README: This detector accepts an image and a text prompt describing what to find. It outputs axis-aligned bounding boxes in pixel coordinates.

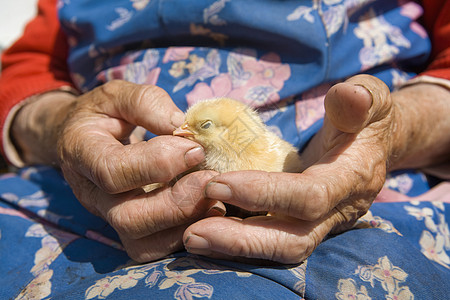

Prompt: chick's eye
[200,120,212,129]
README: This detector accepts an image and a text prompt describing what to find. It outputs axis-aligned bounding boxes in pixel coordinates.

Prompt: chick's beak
[173,122,195,138]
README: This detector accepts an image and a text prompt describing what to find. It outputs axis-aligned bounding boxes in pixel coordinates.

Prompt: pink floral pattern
[295,83,330,130]
[185,51,291,108]
[398,0,428,38]
[163,47,195,64]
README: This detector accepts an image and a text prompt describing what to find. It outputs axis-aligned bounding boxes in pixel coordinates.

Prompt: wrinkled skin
[12,75,450,263]
[182,75,450,263]
[180,75,392,263]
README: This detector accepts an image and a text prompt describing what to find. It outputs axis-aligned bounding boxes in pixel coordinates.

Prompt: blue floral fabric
[1,0,450,299]
[1,167,449,299]
[59,0,430,150]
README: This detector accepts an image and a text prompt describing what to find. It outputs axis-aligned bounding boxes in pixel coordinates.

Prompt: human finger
[58,81,204,193]
[324,74,391,133]
[119,224,188,262]
[63,169,220,239]
[63,134,205,194]
[184,210,344,264]
[120,199,230,263]
[205,159,383,222]
[93,80,186,135]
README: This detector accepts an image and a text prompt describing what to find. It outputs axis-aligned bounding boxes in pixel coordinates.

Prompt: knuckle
[121,241,152,263]
[134,84,169,114]
[149,147,178,181]
[145,137,188,182]
[122,241,160,263]
[228,237,250,257]
[249,172,282,212]
[93,147,144,194]
[301,182,330,220]
[106,202,153,240]
[106,205,132,237]
[100,79,128,95]
[123,246,147,263]
[90,153,121,194]
[140,84,168,102]
[274,233,320,264]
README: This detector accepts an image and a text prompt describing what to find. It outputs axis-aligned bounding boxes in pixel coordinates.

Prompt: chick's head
[173,98,262,155]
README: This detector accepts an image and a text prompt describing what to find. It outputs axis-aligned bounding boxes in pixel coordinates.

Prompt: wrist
[388,83,450,171]
[11,91,77,166]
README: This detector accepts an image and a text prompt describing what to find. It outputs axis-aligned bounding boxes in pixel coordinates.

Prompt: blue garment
[2,1,449,299]
[1,166,449,299]
[59,0,430,150]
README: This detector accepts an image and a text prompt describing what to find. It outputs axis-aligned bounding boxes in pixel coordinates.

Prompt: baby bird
[173,98,302,217]
[174,98,302,174]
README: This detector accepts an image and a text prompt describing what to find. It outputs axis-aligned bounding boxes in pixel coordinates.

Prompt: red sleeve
[0,0,74,156]
[420,0,450,80]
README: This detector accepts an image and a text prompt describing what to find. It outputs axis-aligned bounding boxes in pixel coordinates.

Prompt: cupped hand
[183,74,395,264]
[56,80,223,262]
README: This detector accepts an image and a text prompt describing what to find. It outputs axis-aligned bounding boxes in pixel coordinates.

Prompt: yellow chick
[173,97,302,175]
[173,98,302,217]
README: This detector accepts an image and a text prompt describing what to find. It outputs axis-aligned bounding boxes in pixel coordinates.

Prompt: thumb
[96,80,186,135]
[325,74,392,133]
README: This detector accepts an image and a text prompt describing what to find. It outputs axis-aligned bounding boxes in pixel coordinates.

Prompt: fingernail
[171,111,186,127]
[184,147,205,167]
[353,84,373,108]
[185,234,212,255]
[206,205,226,217]
[205,182,232,200]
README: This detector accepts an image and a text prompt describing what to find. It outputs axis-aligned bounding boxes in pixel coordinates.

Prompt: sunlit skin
[11,77,450,263]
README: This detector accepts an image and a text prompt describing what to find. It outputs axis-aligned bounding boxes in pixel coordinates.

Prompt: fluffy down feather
[173,98,303,217]
[173,98,302,174]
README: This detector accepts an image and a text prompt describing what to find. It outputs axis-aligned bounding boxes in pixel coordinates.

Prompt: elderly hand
[12,80,225,262]
[183,74,450,264]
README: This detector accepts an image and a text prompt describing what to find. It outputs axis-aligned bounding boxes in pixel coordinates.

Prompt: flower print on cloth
[26,224,78,275]
[320,0,350,37]
[159,269,214,300]
[86,268,148,299]
[370,257,409,294]
[186,50,291,108]
[337,256,414,299]
[17,223,79,300]
[172,50,221,93]
[391,69,411,89]
[289,261,307,296]
[405,203,450,269]
[97,49,161,86]
[419,231,450,269]
[287,2,317,24]
[203,0,230,26]
[335,278,371,300]
[399,0,428,38]
[354,210,402,236]
[106,7,133,31]
[295,83,330,131]
[404,205,435,230]
[131,0,151,11]
[1,188,73,225]
[384,172,414,195]
[16,270,54,300]
[187,0,231,45]
[287,0,377,38]
[163,47,195,64]
[84,256,253,299]
[354,8,411,71]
